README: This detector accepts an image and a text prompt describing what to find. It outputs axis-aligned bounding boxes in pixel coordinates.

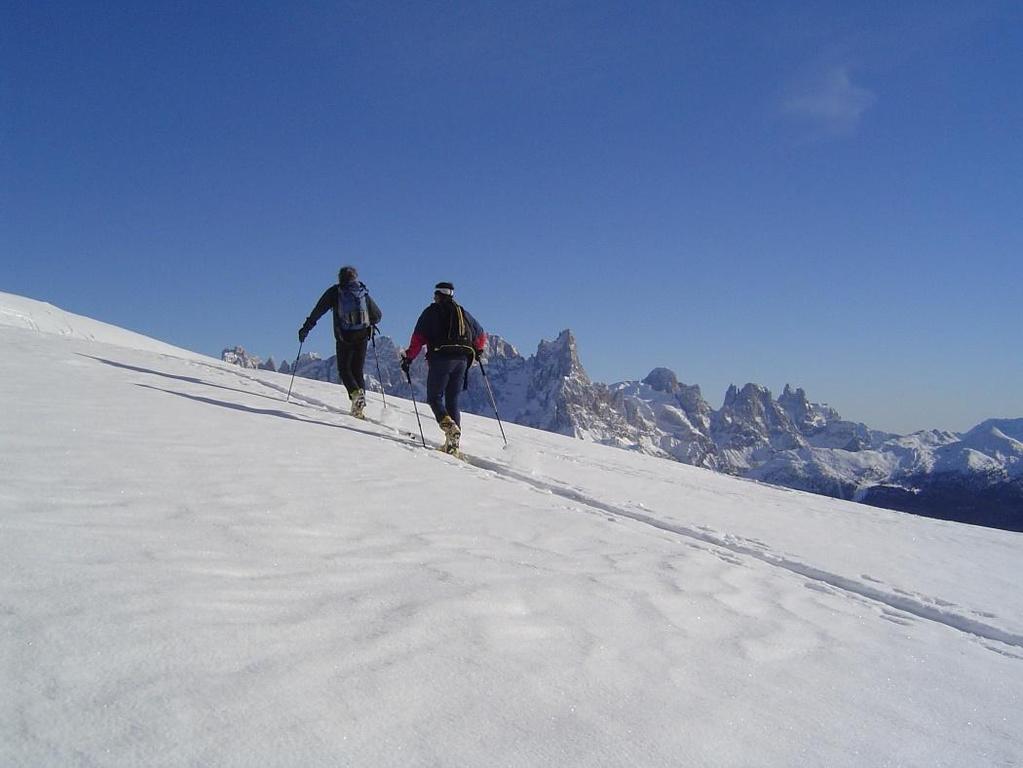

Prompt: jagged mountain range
[224,332,1023,532]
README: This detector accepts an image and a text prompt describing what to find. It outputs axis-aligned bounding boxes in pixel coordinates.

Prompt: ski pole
[371,326,387,408]
[478,359,508,446]
[286,341,303,403]
[405,368,427,447]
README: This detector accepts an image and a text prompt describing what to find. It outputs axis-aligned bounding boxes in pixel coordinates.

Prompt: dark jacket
[405,299,486,362]
[302,282,383,344]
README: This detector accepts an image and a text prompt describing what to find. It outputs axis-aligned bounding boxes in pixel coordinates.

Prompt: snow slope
[2,292,1022,767]
[276,327,1023,530]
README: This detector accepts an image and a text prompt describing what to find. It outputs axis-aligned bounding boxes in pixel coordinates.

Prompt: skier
[400,282,487,455]
[299,265,383,419]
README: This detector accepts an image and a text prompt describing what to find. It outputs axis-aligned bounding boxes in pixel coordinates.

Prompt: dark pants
[336,333,369,395]
[427,356,468,426]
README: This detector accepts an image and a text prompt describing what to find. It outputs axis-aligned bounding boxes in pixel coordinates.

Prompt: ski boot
[350,389,367,420]
[438,415,461,456]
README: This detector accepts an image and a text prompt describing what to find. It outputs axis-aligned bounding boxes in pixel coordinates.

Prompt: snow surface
[2,291,1022,767]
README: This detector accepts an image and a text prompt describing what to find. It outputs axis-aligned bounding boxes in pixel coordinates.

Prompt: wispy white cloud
[782,65,876,137]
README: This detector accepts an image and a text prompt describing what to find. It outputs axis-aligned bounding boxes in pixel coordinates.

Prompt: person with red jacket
[400,282,486,454]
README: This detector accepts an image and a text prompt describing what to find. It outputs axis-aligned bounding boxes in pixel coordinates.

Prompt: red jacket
[404,300,486,362]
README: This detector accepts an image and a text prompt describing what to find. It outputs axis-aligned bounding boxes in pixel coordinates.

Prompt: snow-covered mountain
[5,291,1023,767]
[220,345,277,371]
[244,329,1022,531]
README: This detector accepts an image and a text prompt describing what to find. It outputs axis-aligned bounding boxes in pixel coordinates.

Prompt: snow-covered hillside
[261,329,1023,531]
[3,291,1022,767]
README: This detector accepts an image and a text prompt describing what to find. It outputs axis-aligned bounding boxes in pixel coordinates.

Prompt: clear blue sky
[3,1,1021,434]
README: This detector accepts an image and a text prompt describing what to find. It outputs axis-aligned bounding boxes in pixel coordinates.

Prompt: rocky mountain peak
[222,346,263,369]
[639,367,712,432]
[535,329,581,373]
[484,334,520,360]
[531,330,589,392]
[714,383,804,464]
[723,383,739,407]
[779,383,811,426]
[723,383,775,418]
[779,383,807,406]
[966,418,1023,445]
[643,367,679,393]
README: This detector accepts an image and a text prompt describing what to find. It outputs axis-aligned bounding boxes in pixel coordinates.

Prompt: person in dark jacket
[400,282,487,454]
[299,265,382,419]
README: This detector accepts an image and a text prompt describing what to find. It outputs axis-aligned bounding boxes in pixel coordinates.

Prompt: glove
[474,348,485,363]
[400,350,412,375]
[298,326,310,343]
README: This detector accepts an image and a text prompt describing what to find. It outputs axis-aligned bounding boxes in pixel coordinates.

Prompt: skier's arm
[367,294,383,326]
[300,286,335,338]
[464,309,487,353]
[403,308,433,361]
[473,329,488,354]
[404,332,428,361]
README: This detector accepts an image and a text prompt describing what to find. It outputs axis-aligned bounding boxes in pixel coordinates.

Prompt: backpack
[431,301,475,358]
[337,282,371,332]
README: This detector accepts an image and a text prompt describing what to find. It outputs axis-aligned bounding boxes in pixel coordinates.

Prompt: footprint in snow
[982,644,1023,660]
[716,553,744,566]
[803,581,834,595]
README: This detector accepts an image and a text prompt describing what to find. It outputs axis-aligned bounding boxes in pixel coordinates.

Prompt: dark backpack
[337,283,371,332]
[431,301,475,358]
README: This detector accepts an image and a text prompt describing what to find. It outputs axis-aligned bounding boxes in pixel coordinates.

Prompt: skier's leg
[337,340,365,417]
[351,340,368,393]
[437,359,464,453]
[427,359,461,452]
[336,341,358,394]
[444,359,468,427]
[426,360,449,422]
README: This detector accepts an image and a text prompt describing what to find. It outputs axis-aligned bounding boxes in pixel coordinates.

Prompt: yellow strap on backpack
[431,303,475,357]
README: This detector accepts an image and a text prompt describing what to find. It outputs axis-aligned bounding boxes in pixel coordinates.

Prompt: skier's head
[338,266,358,285]
[434,281,454,302]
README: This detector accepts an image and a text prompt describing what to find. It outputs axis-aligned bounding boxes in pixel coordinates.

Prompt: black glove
[298,326,310,343]
[400,351,412,375]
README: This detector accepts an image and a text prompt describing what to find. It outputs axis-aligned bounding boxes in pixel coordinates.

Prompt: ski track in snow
[457,457,1023,652]
[113,355,1023,654]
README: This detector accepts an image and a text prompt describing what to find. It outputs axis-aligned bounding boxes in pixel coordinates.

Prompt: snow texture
[259,324,1022,529]
[2,291,1022,767]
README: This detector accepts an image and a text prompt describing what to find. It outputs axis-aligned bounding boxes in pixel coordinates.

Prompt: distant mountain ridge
[228,331,1023,531]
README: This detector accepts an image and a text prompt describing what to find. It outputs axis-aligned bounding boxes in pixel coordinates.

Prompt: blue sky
[3,1,1021,433]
